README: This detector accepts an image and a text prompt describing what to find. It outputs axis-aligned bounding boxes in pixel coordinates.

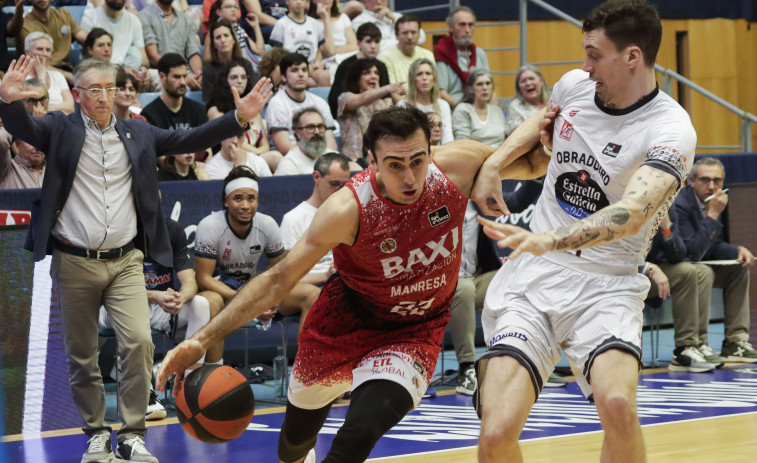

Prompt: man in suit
[674,157,757,363]
[0,56,271,463]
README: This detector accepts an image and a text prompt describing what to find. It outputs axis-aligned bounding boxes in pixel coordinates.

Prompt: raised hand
[233,77,273,123]
[470,166,509,217]
[539,103,560,152]
[0,56,44,103]
[245,12,259,28]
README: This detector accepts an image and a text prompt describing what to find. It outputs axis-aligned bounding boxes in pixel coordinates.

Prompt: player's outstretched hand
[233,77,273,123]
[0,56,43,104]
[470,165,509,217]
[156,338,205,396]
[478,216,553,259]
[539,103,560,152]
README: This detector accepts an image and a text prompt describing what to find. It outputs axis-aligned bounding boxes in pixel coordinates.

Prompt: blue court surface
[2,365,756,462]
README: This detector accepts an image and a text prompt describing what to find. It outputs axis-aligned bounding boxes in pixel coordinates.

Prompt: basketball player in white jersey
[470,1,696,462]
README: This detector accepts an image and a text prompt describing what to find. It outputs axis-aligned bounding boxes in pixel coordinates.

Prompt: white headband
[225,178,259,196]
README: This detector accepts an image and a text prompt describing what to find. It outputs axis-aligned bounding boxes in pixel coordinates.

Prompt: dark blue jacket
[0,101,245,267]
[673,184,738,261]
[645,205,687,264]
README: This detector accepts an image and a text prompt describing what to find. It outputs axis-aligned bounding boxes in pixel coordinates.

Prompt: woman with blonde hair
[399,58,453,144]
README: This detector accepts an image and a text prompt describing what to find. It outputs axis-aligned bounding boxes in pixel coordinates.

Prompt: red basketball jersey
[333,161,467,321]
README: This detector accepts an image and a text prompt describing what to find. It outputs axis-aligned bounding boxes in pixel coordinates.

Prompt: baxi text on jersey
[380,227,460,279]
[555,151,610,185]
[391,274,447,297]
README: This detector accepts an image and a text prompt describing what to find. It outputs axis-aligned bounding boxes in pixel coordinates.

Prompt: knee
[478,422,520,460]
[594,391,638,431]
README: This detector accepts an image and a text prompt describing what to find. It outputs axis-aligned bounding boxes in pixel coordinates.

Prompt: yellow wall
[421,18,757,154]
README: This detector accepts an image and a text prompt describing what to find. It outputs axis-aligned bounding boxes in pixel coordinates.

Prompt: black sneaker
[81,433,113,463]
[116,437,158,463]
[146,389,166,421]
[455,365,477,396]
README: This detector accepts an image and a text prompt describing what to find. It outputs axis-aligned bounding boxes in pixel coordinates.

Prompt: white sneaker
[116,436,158,463]
[146,389,166,421]
[81,433,113,463]
[303,448,316,463]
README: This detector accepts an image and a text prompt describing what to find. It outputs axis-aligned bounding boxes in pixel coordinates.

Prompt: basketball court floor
[2,327,757,462]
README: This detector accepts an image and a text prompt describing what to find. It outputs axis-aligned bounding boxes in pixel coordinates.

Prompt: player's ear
[626,45,642,69]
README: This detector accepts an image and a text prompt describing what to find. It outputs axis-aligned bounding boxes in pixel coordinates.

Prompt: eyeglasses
[24,96,49,104]
[327,180,346,190]
[297,124,327,134]
[77,87,119,98]
[696,176,724,186]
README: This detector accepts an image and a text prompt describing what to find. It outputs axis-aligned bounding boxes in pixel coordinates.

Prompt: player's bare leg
[478,356,536,462]
[590,349,646,463]
[278,282,320,334]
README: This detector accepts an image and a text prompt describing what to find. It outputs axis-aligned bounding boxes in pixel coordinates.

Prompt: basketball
[175,365,255,444]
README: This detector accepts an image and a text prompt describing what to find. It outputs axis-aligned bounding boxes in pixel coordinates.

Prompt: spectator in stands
[315,0,357,59]
[203,19,243,101]
[328,22,388,119]
[275,107,339,175]
[22,78,49,117]
[351,0,425,53]
[205,133,272,178]
[503,64,549,137]
[81,0,150,84]
[642,207,723,373]
[434,6,491,108]
[18,0,87,85]
[279,152,351,331]
[337,58,403,161]
[675,157,757,362]
[138,0,203,91]
[99,216,222,420]
[427,112,442,146]
[113,67,147,120]
[266,52,337,155]
[398,58,453,144]
[451,69,505,148]
[258,46,288,90]
[23,32,75,114]
[377,15,433,85]
[0,0,25,72]
[269,0,334,86]
[159,152,210,180]
[142,53,208,131]
[83,28,113,61]
[206,59,282,172]
[193,167,282,313]
[203,0,264,67]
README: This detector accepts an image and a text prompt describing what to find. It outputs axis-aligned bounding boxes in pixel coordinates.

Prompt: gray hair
[314,152,350,175]
[24,31,54,52]
[461,69,493,104]
[73,59,119,87]
[689,157,725,180]
[514,64,549,105]
[445,6,476,27]
[24,78,48,92]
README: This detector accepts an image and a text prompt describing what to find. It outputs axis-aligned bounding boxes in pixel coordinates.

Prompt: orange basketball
[175,365,255,444]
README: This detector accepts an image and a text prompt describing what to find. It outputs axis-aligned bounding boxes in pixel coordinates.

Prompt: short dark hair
[291,107,324,138]
[356,23,381,42]
[115,65,140,89]
[314,152,350,176]
[222,166,260,206]
[279,52,308,77]
[83,28,112,58]
[394,14,421,35]
[343,58,384,94]
[157,53,188,76]
[364,106,430,160]
[583,0,662,67]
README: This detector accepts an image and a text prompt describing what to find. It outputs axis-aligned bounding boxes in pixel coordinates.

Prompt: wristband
[661,228,672,236]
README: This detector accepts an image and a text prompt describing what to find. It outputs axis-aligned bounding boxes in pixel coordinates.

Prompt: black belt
[54,238,134,260]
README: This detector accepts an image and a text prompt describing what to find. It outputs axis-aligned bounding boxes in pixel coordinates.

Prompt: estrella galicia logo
[602,142,622,158]
[554,170,610,219]
[427,205,450,227]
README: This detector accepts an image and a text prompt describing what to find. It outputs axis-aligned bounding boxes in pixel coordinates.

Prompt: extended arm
[156,188,359,390]
[479,165,681,259]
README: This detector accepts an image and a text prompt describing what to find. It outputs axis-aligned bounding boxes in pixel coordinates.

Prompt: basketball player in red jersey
[157,105,548,463]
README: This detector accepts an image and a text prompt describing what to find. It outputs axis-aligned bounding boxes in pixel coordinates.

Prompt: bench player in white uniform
[471,1,697,462]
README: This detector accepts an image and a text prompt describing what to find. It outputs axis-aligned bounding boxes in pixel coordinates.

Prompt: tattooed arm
[477,165,680,259]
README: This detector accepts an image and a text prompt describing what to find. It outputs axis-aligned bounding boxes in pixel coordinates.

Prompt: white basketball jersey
[532,70,696,275]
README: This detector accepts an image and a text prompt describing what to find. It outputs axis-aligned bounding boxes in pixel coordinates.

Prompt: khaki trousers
[51,248,153,440]
[449,271,497,364]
